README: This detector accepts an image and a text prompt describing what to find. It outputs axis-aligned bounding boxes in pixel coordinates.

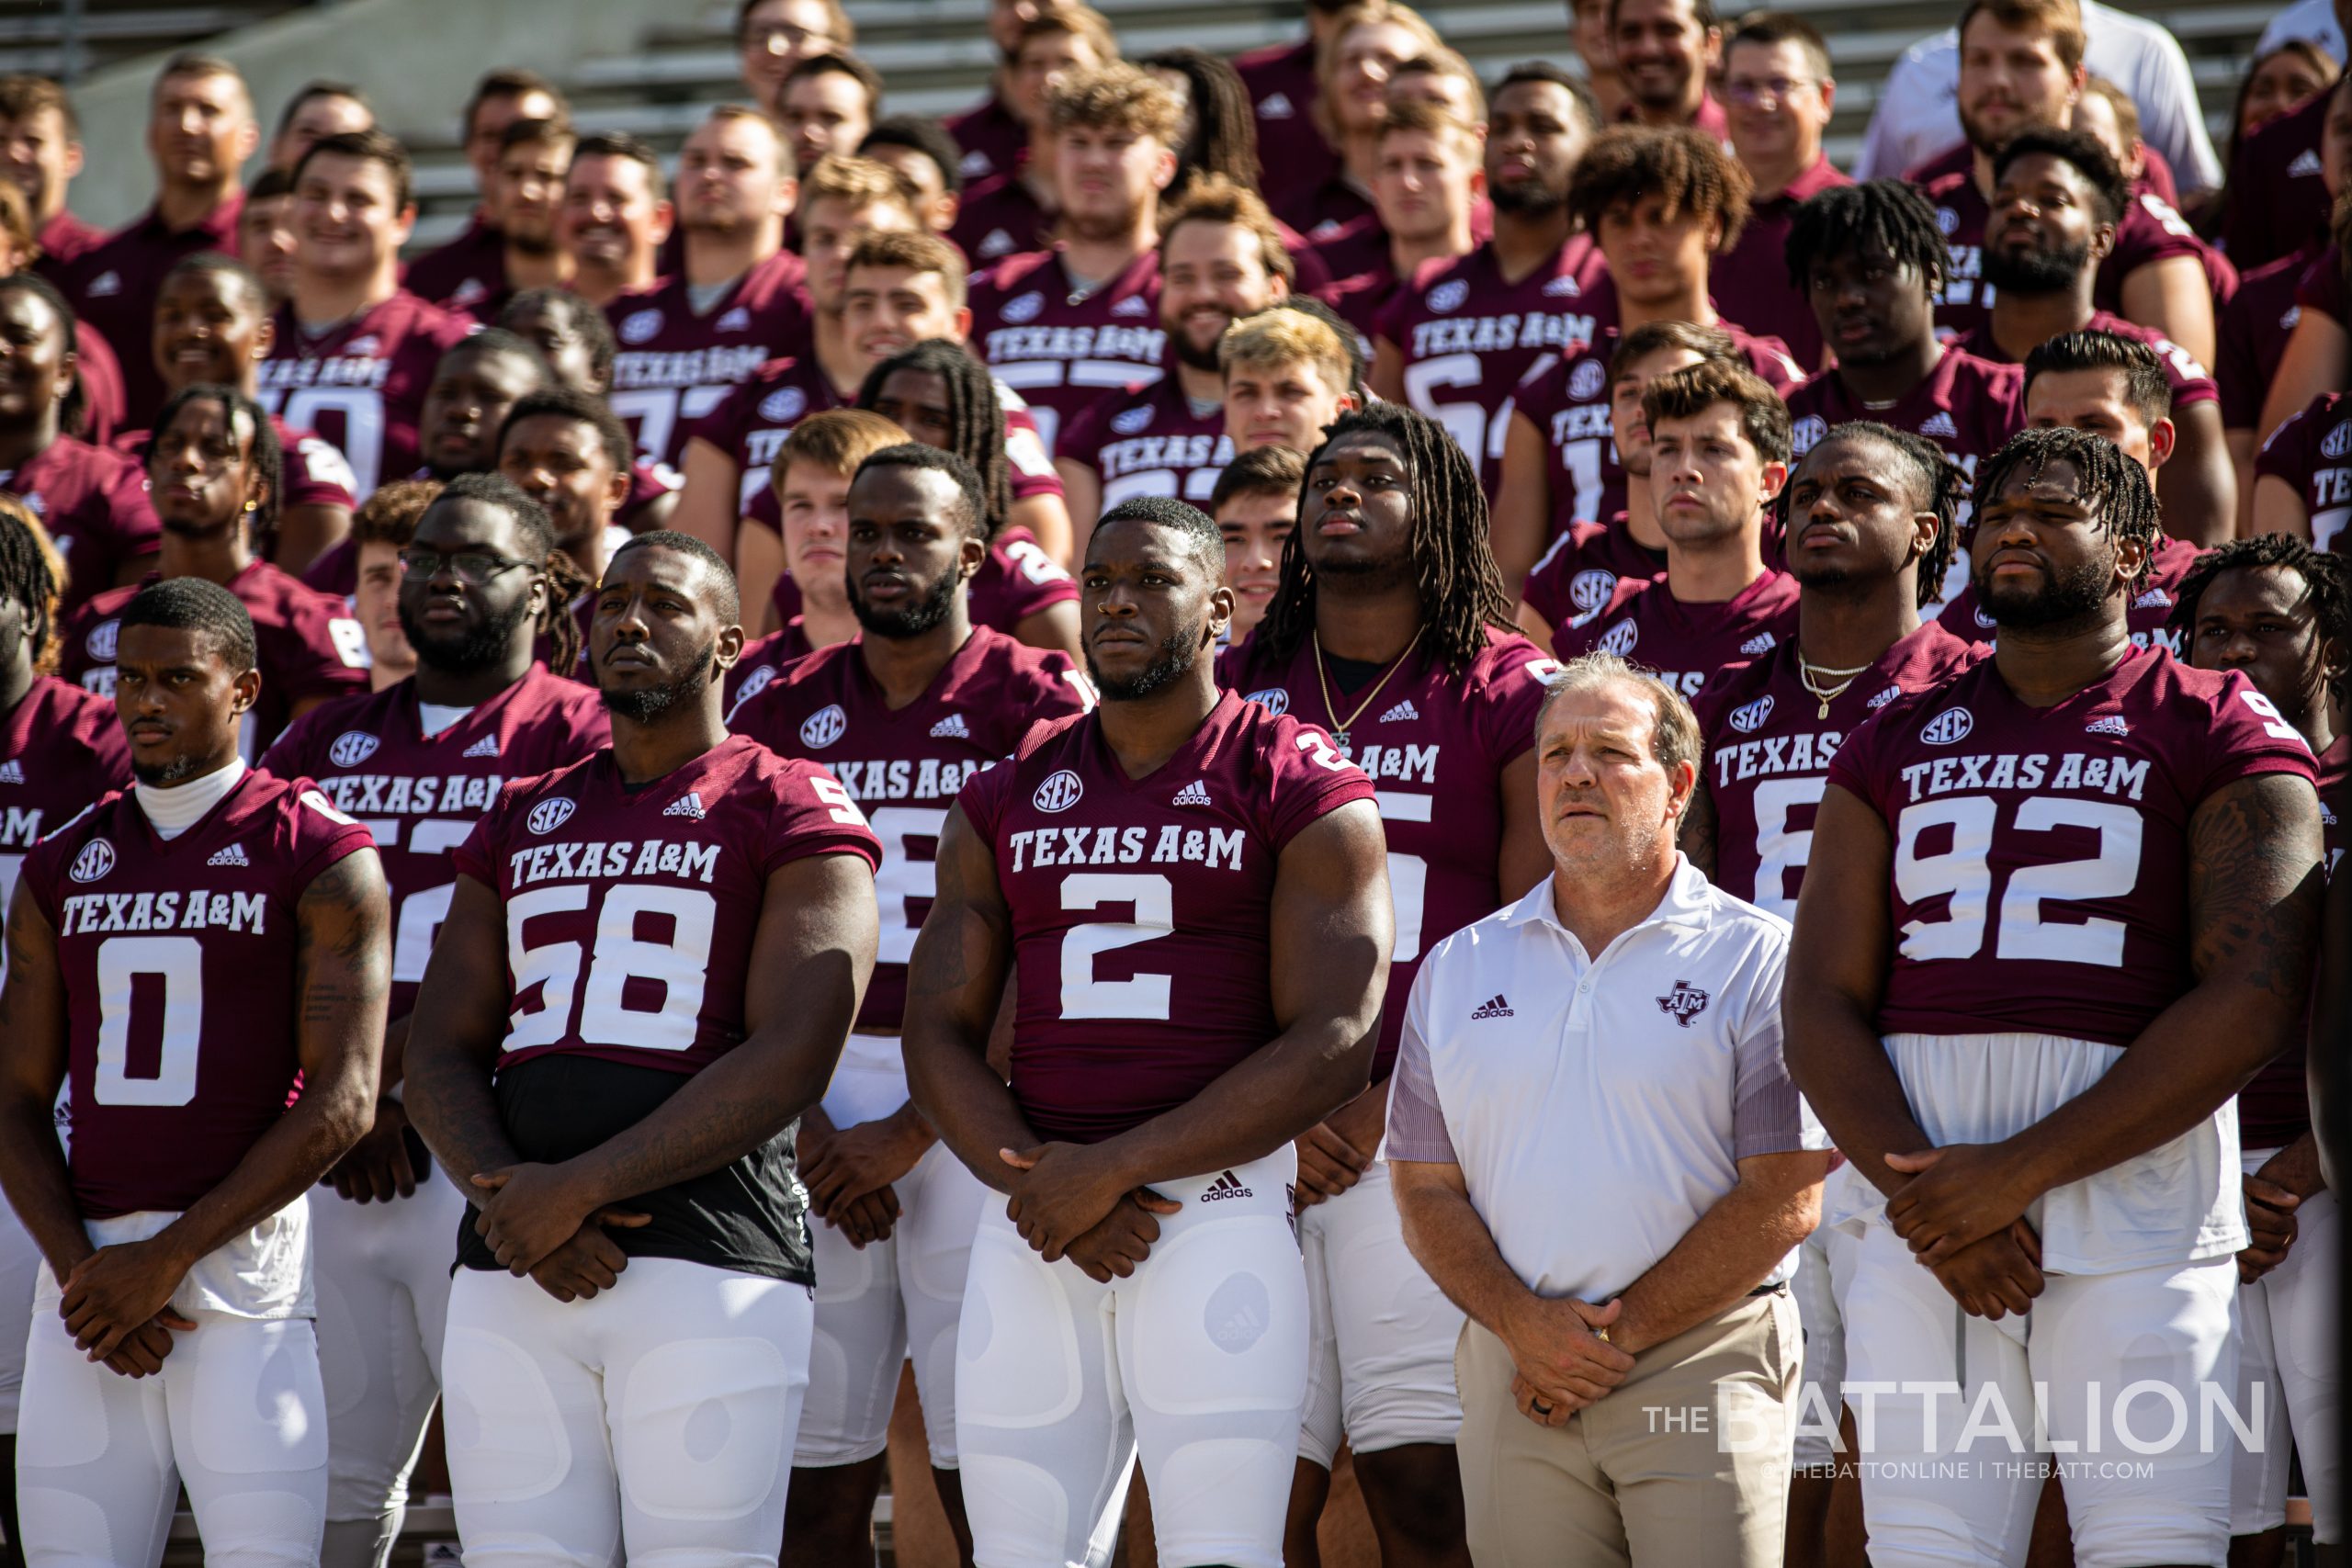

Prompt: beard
[1487,177,1565,218]
[1973,547,2114,628]
[1086,621,1201,701]
[507,224,560,257]
[1061,197,1148,244]
[401,588,537,676]
[132,751,208,786]
[850,564,961,638]
[1983,236,2090,294]
[601,640,717,722]
[1170,312,1234,371]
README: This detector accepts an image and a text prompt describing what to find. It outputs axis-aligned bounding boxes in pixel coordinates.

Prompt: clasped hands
[1883,1143,2047,1320]
[998,1141,1181,1284]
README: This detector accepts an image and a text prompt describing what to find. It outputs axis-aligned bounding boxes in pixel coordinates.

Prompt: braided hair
[1783,178,1949,297]
[1255,402,1515,675]
[2168,534,2352,708]
[1139,48,1261,196]
[1780,420,1966,609]
[430,471,592,676]
[0,492,64,675]
[145,383,284,538]
[0,273,87,437]
[1970,426,2163,592]
[854,339,1012,536]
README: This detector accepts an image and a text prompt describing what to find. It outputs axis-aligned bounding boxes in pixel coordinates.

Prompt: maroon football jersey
[1827,647,2317,1045]
[944,92,1028,186]
[260,668,610,1017]
[1918,166,2225,341]
[2219,247,2317,433]
[1785,348,2025,498]
[67,317,127,447]
[22,768,374,1216]
[1225,627,1552,1074]
[958,690,1374,1143]
[1939,533,2205,654]
[62,197,241,429]
[452,734,879,1076]
[1695,626,1977,917]
[951,173,1055,268]
[257,290,476,499]
[1711,158,1849,371]
[734,627,1091,1031]
[2256,390,2352,555]
[1373,237,1617,490]
[2223,91,2330,273]
[401,216,506,318]
[1519,514,1667,631]
[1234,37,1330,213]
[0,434,162,619]
[0,678,133,944]
[967,247,1166,456]
[1554,570,1801,698]
[1278,177,1378,243]
[2238,736,2347,1148]
[62,560,368,753]
[1510,322,1802,534]
[684,354,848,515]
[1058,378,1235,511]
[724,620,820,715]
[1949,310,2216,410]
[604,250,814,472]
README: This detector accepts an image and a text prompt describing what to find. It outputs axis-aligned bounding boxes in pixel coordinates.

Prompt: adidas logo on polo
[2085,715,2131,737]
[1201,1169,1254,1201]
[1470,994,1514,1020]
[206,842,250,868]
[1918,412,1959,438]
[663,793,707,819]
[0,760,21,784]
[462,735,500,758]
[930,713,972,739]
[1172,778,1213,807]
[1379,699,1419,723]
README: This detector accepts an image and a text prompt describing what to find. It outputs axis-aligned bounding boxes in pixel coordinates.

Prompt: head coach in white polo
[1386,652,1835,1566]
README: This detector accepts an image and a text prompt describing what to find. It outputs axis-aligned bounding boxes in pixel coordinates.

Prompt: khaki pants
[1454,1289,1800,1566]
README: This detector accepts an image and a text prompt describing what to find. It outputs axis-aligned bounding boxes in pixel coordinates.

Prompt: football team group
[0,0,2344,1561]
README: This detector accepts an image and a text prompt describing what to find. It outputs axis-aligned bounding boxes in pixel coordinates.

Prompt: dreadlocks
[1784,178,1949,298]
[1140,48,1261,197]
[1971,426,2163,592]
[0,493,63,676]
[430,472,593,675]
[1255,403,1515,675]
[2168,534,2352,708]
[1781,421,1966,608]
[854,340,1012,536]
[145,383,285,538]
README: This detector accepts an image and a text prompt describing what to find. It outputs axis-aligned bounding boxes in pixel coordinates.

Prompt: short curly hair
[1566,124,1751,252]
[1045,62,1182,144]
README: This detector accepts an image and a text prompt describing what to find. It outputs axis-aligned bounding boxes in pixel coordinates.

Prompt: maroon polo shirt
[62,192,243,430]
[1712,154,1849,370]
[401,211,507,316]
[944,90,1029,186]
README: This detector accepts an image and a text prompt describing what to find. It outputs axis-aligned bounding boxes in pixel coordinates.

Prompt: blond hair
[1219,307,1352,391]
[770,408,911,495]
[1045,62,1182,143]
[844,228,968,308]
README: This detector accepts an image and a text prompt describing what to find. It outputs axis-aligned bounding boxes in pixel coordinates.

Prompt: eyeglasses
[741,22,831,53]
[398,548,533,585]
[1724,75,1817,107]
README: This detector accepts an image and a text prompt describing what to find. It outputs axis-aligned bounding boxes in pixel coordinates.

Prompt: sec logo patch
[1033,769,1084,812]
[528,798,577,835]
[69,840,115,884]
[800,704,847,749]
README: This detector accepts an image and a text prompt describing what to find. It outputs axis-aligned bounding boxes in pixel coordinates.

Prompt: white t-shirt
[1855,0,2222,196]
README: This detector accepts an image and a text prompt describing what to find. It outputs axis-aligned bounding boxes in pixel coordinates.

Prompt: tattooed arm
[57,851,390,1363]
[0,883,96,1282]
[1885,772,2325,1266]
[404,874,528,1191]
[901,802,1045,1196]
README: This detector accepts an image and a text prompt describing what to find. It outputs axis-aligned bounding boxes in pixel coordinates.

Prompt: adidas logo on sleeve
[1470,993,1515,1020]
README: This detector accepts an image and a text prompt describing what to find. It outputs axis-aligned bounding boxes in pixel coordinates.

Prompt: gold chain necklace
[1314,627,1422,750]
[1797,653,1873,719]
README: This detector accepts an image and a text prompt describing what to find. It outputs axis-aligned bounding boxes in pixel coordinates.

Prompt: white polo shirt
[1386,856,1827,1303]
